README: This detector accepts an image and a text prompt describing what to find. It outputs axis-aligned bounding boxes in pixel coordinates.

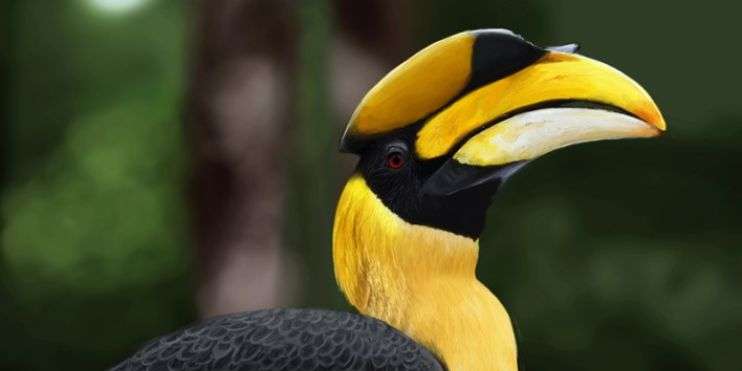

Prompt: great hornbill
[112,29,665,371]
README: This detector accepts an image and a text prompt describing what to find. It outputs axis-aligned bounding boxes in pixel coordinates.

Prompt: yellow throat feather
[333,175,517,371]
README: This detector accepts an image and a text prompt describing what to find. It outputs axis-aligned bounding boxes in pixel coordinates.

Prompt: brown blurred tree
[186,0,298,317]
[187,0,411,317]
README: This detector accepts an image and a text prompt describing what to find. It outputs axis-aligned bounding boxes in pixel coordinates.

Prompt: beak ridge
[547,43,580,53]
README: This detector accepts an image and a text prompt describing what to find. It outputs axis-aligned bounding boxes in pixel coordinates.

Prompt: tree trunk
[186,0,298,317]
[186,0,412,317]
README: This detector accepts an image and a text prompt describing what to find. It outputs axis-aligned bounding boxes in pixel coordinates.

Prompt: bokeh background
[2,0,740,370]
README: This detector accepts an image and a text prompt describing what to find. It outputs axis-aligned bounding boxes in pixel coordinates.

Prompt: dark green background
[2,1,740,370]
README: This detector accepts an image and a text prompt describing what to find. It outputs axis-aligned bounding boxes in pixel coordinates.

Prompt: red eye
[385,152,405,170]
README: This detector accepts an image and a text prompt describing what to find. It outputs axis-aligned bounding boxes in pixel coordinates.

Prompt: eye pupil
[386,152,404,169]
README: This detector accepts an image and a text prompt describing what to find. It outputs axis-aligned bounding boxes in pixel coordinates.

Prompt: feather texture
[333,175,517,371]
[110,308,443,371]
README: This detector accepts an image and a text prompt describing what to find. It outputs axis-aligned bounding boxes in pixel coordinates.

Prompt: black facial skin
[356,131,503,240]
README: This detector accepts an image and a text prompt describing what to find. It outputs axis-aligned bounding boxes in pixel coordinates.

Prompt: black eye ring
[384,142,408,170]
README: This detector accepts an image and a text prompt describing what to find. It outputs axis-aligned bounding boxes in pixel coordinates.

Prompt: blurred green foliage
[2,1,193,369]
[2,1,741,370]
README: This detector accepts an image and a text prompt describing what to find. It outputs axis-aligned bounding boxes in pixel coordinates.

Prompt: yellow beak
[415,51,666,164]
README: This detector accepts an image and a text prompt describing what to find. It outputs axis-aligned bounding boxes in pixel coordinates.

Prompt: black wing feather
[110,308,444,371]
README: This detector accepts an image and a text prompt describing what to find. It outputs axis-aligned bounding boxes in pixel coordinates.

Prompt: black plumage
[110,308,444,371]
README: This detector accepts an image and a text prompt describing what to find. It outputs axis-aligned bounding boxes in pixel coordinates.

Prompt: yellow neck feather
[333,175,518,371]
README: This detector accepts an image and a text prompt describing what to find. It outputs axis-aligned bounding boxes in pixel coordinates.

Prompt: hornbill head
[338,29,665,240]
